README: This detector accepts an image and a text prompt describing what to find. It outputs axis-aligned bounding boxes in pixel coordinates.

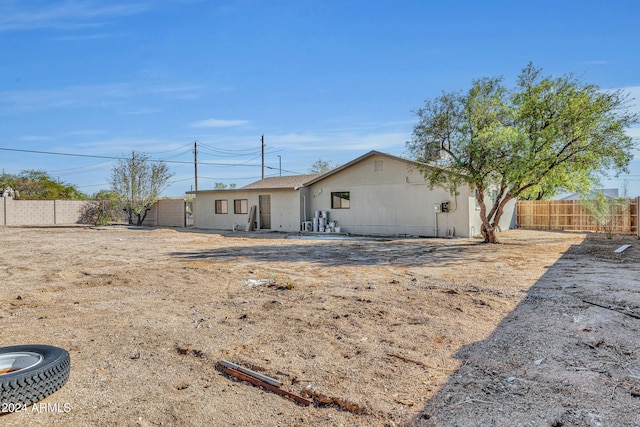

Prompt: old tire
[0,345,70,407]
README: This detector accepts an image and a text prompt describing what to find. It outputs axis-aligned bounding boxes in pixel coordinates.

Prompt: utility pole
[277,155,282,176]
[130,151,135,225]
[193,141,198,192]
[261,134,265,180]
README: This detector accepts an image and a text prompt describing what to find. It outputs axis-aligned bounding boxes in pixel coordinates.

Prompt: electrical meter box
[441,202,450,213]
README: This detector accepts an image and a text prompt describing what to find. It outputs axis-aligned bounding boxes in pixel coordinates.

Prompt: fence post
[637,196,640,238]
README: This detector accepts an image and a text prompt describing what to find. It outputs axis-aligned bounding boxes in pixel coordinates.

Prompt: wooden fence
[516,198,639,236]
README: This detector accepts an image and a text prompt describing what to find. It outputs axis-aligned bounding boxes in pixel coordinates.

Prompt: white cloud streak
[0,1,150,32]
[268,130,409,153]
[190,119,250,128]
[0,83,202,112]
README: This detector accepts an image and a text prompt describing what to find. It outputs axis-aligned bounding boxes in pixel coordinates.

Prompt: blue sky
[1,0,639,197]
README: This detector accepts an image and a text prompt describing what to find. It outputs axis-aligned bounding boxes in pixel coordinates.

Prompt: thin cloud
[56,137,191,156]
[626,127,640,140]
[190,119,250,128]
[64,129,105,137]
[0,83,201,112]
[582,60,610,65]
[269,130,409,152]
[20,135,52,141]
[0,1,150,32]
[614,85,640,114]
[116,107,162,115]
[54,33,113,41]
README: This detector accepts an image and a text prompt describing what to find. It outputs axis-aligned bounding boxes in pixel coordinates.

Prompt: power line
[47,160,117,177]
[0,146,279,168]
[196,144,280,158]
[1,145,307,185]
[146,142,194,155]
[0,147,128,161]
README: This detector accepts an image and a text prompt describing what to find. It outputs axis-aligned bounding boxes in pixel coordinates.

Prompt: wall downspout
[303,194,307,222]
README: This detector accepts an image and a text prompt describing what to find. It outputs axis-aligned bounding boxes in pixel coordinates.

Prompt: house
[189,151,515,238]
[553,188,620,200]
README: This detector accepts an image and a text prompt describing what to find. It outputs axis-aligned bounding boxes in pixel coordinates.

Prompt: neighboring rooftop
[554,188,620,200]
[240,174,322,190]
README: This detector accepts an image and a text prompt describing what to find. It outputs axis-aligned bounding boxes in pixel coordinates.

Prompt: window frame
[215,199,228,214]
[331,191,351,209]
[234,199,248,214]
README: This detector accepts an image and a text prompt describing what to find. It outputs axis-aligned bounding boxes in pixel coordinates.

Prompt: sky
[1,0,640,197]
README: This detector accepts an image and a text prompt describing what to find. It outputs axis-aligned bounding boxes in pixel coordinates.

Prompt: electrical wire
[146,142,194,155]
[0,145,307,191]
[0,146,276,168]
[46,160,117,177]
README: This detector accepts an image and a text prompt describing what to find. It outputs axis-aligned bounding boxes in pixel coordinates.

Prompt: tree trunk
[475,186,494,243]
[484,195,514,243]
[136,206,151,226]
[480,222,498,243]
[477,187,510,244]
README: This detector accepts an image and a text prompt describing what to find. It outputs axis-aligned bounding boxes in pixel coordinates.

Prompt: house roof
[186,151,433,194]
[240,174,322,190]
[554,188,620,200]
[303,150,426,186]
[239,151,422,190]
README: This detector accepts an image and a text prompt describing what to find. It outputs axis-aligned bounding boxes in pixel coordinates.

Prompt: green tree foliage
[407,63,637,243]
[309,159,338,174]
[0,170,88,200]
[580,192,630,239]
[110,151,173,226]
[214,183,237,189]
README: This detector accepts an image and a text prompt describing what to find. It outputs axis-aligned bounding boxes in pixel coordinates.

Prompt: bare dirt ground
[0,226,638,426]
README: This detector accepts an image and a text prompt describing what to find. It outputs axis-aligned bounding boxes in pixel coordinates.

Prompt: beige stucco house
[189,151,515,238]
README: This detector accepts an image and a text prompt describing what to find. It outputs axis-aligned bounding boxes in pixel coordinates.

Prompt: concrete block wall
[141,198,188,227]
[157,199,187,226]
[4,199,55,225]
[54,200,87,224]
[141,198,187,227]
[1,197,187,227]
[1,198,88,225]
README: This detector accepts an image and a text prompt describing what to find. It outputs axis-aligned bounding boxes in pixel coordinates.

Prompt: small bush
[581,193,629,239]
[79,200,124,226]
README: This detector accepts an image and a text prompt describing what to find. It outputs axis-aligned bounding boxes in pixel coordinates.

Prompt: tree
[309,159,338,174]
[0,170,87,200]
[214,182,236,189]
[78,190,125,226]
[110,151,173,226]
[78,200,121,226]
[407,63,637,243]
[581,192,629,239]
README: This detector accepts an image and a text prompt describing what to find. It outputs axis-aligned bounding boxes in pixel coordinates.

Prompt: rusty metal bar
[220,359,282,386]
[223,366,313,406]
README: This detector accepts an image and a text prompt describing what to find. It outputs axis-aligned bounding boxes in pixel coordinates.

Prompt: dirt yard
[0,226,638,426]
